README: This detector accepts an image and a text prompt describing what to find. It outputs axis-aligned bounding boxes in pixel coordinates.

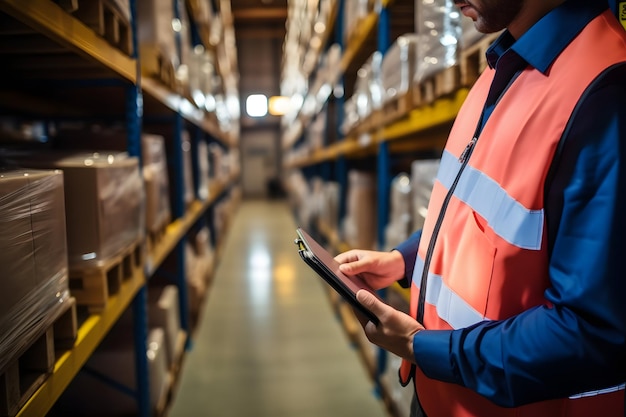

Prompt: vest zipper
[416,135,478,323]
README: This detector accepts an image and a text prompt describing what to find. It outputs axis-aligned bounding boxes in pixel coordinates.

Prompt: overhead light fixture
[268,96,290,116]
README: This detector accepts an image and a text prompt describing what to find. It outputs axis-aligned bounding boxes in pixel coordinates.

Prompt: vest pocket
[446,210,496,320]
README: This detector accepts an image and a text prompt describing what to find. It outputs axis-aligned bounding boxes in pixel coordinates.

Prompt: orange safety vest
[399,10,626,417]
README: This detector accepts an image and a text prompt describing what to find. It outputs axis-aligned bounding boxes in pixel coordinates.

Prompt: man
[335,0,626,416]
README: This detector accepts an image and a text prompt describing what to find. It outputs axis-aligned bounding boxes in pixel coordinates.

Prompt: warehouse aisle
[169,199,388,417]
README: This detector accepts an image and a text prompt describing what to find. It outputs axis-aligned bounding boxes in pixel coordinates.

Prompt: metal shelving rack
[0,1,239,416]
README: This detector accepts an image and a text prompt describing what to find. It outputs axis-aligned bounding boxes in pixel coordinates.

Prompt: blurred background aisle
[169,199,389,417]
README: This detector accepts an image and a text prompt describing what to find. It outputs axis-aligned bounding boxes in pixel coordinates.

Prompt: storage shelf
[16,268,146,417]
[141,78,231,146]
[145,176,234,277]
[285,88,468,169]
[0,0,136,83]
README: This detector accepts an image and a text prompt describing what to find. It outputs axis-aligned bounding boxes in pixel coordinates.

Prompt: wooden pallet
[412,64,461,107]
[146,218,169,259]
[140,44,178,92]
[460,32,500,87]
[69,0,133,56]
[0,297,77,417]
[379,90,414,126]
[68,239,144,312]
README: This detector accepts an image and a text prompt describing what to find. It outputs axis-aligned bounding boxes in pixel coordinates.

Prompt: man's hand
[355,290,423,364]
[335,249,405,290]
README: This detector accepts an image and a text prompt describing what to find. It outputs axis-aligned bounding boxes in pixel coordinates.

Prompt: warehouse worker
[335,0,626,416]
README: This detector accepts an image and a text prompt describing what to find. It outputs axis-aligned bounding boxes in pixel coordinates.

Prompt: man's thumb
[356,290,381,314]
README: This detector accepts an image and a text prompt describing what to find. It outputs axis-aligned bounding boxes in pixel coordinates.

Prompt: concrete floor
[168,199,389,417]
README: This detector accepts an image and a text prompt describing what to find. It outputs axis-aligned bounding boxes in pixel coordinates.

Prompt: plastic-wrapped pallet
[149,285,182,368]
[353,51,384,122]
[197,138,210,201]
[136,0,180,86]
[411,159,441,231]
[384,173,413,251]
[414,0,462,84]
[320,181,340,232]
[341,94,360,135]
[343,0,372,45]
[343,170,377,250]
[142,134,171,234]
[0,169,71,374]
[381,34,420,104]
[11,152,144,269]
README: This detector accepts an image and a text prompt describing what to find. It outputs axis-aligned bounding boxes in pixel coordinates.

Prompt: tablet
[294,228,379,325]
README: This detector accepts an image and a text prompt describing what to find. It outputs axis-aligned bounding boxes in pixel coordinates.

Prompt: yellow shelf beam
[0,0,136,83]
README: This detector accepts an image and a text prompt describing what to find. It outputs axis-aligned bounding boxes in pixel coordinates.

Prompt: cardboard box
[149,285,182,368]
[12,152,144,268]
[142,134,171,232]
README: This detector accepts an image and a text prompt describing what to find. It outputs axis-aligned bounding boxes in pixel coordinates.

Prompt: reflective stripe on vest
[401,10,626,417]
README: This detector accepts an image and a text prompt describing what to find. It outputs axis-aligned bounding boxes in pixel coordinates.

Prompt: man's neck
[508,0,567,39]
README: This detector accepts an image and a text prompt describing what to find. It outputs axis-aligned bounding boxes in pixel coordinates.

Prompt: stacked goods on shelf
[284,170,312,228]
[381,34,420,123]
[50,310,169,417]
[148,285,185,371]
[352,51,384,134]
[341,93,360,136]
[318,181,340,233]
[188,47,217,110]
[65,0,133,55]
[9,152,145,311]
[186,226,215,318]
[411,159,440,231]
[0,169,76,416]
[413,0,462,105]
[384,173,413,251]
[142,134,172,248]
[136,0,182,90]
[197,139,210,201]
[307,107,327,151]
[343,0,376,45]
[342,170,377,250]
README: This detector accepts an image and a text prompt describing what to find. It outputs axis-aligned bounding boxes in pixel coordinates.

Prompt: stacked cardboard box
[343,170,377,250]
[411,159,441,231]
[10,152,144,269]
[381,34,420,104]
[142,134,171,234]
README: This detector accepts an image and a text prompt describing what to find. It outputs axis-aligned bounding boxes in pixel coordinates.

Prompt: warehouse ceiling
[230,0,289,40]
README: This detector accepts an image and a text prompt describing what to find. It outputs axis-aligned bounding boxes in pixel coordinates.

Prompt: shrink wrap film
[411,159,441,231]
[354,51,384,120]
[9,152,145,268]
[381,34,420,103]
[384,173,413,250]
[0,169,70,373]
[343,170,377,250]
[142,134,171,233]
[149,285,182,368]
[414,0,462,84]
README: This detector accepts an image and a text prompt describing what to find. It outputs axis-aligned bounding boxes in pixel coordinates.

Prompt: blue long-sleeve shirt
[396,0,626,407]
